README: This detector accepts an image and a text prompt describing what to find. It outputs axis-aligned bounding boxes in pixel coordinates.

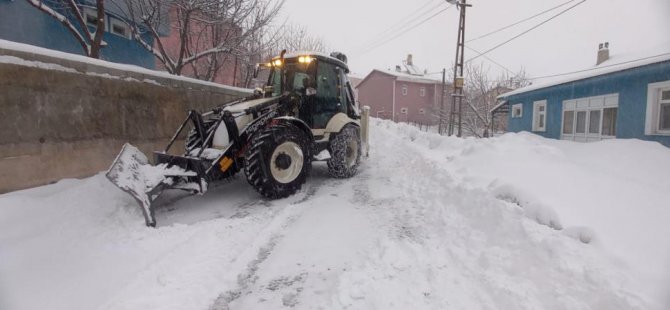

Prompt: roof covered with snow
[376,69,443,84]
[498,42,670,99]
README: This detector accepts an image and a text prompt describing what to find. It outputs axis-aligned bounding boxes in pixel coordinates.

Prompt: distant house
[0,0,156,68]
[495,43,670,147]
[357,54,449,125]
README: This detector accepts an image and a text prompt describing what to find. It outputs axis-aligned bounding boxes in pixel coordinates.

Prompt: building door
[561,94,618,142]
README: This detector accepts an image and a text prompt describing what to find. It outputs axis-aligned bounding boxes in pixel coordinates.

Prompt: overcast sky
[278,0,670,80]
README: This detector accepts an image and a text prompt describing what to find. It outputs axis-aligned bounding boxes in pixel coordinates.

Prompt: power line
[466,0,577,43]
[356,5,454,56]
[356,0,445,53]
[465,45,516,75]
[466,0,586,63]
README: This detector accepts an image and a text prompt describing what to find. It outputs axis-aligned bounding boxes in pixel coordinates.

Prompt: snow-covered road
[1,119,668,310]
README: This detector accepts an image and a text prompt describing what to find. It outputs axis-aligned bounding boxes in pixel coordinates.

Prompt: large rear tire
[245,123,311,199]
[327,125,361,178]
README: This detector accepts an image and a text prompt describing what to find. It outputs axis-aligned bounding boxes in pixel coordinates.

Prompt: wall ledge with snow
[0,39,253,95]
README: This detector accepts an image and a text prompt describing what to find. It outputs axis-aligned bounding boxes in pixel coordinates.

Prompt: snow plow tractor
[106,51,370,227]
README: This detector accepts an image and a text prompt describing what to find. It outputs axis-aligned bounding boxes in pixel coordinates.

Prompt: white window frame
[532,100,547,132]
[511,104,523,118]
[645,80,670,136]
[419,87,426,97]
[562,93,618,142]
[402,85,408,96]
[400,107,408,114]
[110,17,131,39]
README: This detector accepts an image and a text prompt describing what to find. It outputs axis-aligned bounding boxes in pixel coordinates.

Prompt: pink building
[356,55,450,125]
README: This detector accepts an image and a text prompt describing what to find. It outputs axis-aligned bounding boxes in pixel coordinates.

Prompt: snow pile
[0,119,668,309]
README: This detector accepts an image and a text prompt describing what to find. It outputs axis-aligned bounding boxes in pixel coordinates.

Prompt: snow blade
[106,143,197,227]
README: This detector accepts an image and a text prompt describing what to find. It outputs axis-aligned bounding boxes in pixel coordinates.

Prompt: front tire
[327,125,361,178]
[245,123,311,199]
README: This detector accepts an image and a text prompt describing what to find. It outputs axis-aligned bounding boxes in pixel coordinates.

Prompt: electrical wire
[466,0,577,43]
[465,45,516,75]
[355,4,455,56]
[356,0,444,53]
[465,0,586,63]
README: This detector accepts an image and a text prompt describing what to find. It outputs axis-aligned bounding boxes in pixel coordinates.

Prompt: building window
[82,7,101,28]
[419,108,426,114]
[419,87,426,97]
[562,110,574,134]
[575,111,587,134]
[645,81,670,135]
[400,107,408,114]
[532,100,547,132]
[402,85,408,96]
[588,110,601,134]
[512,104,523,118]
[562,93,618,142]
[110,17,131,39]
[602,107,617,136]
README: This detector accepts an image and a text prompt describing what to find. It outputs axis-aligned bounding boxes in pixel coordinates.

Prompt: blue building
[494,43,670,147]
[0,0,156,68]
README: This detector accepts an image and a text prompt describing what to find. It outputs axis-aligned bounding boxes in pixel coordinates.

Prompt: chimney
[407,54,413,66]
[395,65,402,72]
[596,42,610,65]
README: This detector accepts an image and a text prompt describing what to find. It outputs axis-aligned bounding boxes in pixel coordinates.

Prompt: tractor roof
[274,51,350,73]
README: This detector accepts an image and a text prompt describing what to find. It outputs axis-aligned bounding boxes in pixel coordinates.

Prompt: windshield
[268,60,317,97]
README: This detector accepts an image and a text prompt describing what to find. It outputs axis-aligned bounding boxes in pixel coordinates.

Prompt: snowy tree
[114,0,284,78]
[456,63,529,138]
[25,0,107,58]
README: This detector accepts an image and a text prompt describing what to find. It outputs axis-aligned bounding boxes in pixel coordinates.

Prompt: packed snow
[1,119,669,310]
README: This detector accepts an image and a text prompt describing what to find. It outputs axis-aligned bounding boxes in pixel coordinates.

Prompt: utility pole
[438,68,446,134]
[447,0,471,137]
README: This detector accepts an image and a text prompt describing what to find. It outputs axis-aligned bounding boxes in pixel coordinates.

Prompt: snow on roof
[498,42,670,99]
[0,39,252,93]
[376,69,444,84]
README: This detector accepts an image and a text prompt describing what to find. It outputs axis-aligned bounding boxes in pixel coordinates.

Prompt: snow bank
[378,120,670,307]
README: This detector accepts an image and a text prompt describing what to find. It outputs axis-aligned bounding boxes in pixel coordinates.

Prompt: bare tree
[458,63,529,138]
[115,0,284,77]
[25,0,107,58]
[272,23,328,53]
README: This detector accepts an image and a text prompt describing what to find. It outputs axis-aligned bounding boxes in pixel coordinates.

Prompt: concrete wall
[0,49,251,193]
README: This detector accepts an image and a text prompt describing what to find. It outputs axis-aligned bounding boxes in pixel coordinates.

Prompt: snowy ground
[1,119,669,310]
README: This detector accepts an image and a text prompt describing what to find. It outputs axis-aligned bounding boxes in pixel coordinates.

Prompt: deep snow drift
[1,119,668,310]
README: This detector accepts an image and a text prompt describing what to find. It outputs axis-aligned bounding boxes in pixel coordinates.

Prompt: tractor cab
[261,52,359,129]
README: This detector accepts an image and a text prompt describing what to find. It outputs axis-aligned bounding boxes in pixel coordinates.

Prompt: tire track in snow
[208,178,327,310]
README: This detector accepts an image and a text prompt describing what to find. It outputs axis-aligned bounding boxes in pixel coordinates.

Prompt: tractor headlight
[272,59,283,66]
[298,56,314,64]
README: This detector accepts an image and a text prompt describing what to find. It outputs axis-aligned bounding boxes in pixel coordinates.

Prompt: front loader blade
[106,143,197,227]
[106,143,160,227]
